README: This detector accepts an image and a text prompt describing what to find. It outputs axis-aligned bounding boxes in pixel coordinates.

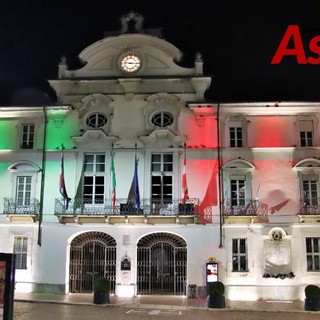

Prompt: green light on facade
[0,120,16,149]
[46,117,78,150]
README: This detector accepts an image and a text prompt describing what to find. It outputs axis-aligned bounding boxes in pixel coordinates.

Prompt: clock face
[120,54,141,73]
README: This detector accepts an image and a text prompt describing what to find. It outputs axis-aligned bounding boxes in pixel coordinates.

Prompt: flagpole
[61,144,66,212]
[110,144,116,213]
[38,106,48,246]
[59,144,71,211]
[134,143,140,213]
[182,142,189,206]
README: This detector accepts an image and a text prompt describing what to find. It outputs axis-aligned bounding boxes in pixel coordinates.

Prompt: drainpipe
[38,106,48,246]
[217,103,223,248]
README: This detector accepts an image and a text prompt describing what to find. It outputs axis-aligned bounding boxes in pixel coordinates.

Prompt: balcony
[223,199,268,224]
[54,198,200,224]
[3,197,40,222]
[297,199,320,223]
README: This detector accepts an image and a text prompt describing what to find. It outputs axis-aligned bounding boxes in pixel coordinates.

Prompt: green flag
[111,154,116,210]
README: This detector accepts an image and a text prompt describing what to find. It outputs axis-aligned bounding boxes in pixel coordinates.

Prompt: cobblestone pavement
[14,292,306,311]
[12,300,320,320]
[11,292,320,320]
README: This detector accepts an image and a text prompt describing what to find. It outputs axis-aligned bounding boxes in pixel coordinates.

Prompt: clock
[120,54,141,73]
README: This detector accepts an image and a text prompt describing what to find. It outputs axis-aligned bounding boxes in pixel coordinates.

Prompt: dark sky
[0,0,319,105]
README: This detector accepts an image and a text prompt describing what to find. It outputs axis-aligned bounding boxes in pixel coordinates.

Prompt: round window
[86,113,108,128]
[151,112,174,127]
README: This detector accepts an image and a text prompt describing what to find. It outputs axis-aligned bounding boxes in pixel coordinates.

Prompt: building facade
[0,12,319,301]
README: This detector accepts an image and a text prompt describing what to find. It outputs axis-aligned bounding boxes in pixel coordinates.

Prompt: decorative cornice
[72,130,118,149]
[139,129,185,149]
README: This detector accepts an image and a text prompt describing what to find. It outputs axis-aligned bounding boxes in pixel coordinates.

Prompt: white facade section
[0,12,319,301]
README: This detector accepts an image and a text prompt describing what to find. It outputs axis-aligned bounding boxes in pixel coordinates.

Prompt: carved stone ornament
[268,227,286,241]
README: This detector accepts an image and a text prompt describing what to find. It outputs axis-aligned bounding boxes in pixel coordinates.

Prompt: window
[86,113,108,128]
[7,161,39,214]
[306,238,320,271]
[231,176,246,206]
[83,154,105,204]
[295,160,320,214]
[222,160,254,215]
[151,154,173,206]
[16,176,32,206]
[229,121,243,147]
[302,175,318,206]
[151,112,174,127]
[21,124,34,149]
[300,120,313,147]
[296,116,318,147]
[232,238,248,272]
[225,117,246,148]
[14,236,28,269]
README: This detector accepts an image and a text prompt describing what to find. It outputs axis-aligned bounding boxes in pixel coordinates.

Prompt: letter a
[271,25,307,64]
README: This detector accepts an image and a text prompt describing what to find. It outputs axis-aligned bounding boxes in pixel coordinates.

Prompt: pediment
[92,55,114,70]
[60,34,196,78]
[72,130,118,149]
[139,129,185,149]
[8,161,41,173]
[295,158,320,168]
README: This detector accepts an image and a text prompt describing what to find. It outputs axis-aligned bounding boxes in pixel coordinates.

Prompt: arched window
[222,159,255,215]
[295,158,320,214]
[5,161,41,214]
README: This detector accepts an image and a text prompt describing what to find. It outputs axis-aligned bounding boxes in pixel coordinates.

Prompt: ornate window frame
[295,158,320,211]
[144,93,180,132]
[222,159,255,204]
[8,161,41,200]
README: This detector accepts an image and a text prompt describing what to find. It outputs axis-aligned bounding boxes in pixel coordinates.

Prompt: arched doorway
[137,232,187,295]
[69,231,116,293]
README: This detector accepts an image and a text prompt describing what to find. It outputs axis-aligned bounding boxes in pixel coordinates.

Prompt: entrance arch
[69,231,116,293]
[137,232,187,295]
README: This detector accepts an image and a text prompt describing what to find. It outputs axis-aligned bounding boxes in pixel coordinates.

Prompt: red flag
[182,146,189,204]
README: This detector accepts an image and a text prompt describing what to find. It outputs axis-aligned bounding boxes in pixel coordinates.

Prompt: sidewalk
[14,292,306,312]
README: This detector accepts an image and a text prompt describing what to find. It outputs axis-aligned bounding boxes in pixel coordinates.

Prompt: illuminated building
[0,12,319,300]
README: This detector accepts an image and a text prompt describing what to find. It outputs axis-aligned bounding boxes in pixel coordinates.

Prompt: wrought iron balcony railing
[223,199,268,219]
[3,197,40,215]
[297,199,320,215]
[54,198,199,216]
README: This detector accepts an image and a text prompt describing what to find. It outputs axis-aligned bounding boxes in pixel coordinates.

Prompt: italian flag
[111,153,116,211]
[182,146,189,204]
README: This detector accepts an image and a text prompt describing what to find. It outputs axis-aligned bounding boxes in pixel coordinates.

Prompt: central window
[151,154,173,208]
[83,154,106,204]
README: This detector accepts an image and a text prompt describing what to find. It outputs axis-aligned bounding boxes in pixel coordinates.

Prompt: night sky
[0,0,319,105]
